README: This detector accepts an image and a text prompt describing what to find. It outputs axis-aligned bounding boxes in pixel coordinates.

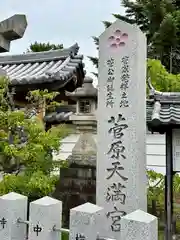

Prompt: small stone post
[69,202,105,240]
[120,209,158,240]
[0,192,28,240]
[28,196,62,240]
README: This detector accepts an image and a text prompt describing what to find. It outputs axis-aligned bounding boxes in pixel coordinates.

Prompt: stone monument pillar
[53,77,97,227]
[97,19,147,239]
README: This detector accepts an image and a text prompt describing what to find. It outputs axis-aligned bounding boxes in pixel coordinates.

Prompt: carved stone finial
[0,14,27,52]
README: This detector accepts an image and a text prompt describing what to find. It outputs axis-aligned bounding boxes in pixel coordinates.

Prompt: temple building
[0,43,85,122]
[146,79,180,175]
[0,14,85,122]
[0,43,84,92]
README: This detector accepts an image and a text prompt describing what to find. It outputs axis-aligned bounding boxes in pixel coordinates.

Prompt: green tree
[147,170,165,236]
[26,41,63,52]
[120,0,180,74]
[89,0,180,76]
[147,170,164,215]
[0,76,69,199]
[0,172,58,200]
[148,59,180,92]
[147,170,180,234]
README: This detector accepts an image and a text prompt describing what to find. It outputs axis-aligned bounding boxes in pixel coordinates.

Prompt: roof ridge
[0,43,79,64]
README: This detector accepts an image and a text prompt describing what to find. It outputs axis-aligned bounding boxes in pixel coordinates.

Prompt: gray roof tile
[44,105,75,123]
[146,77,180,132]
[147,100,180,127]
[66,76,97,99]
[0,43,85,86]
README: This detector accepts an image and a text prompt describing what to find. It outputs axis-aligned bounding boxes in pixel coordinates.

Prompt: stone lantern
[68,76,97,133]
[53,77,97,227]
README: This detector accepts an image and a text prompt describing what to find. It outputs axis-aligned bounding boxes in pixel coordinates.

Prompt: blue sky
[0,0,124,84]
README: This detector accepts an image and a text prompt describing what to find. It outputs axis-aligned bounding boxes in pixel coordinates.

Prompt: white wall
[146,133,165,174]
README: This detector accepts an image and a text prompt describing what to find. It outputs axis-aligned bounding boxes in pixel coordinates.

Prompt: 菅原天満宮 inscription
[106,113,128,231]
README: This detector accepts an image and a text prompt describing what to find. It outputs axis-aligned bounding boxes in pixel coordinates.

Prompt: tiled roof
[44,105,75,123]
[66,76,97,99]
[147,100,180,126]
[146,78,180,132]
[0,43,85,89]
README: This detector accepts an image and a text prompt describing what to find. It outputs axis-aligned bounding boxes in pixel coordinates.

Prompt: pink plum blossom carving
[108,30,128,48]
